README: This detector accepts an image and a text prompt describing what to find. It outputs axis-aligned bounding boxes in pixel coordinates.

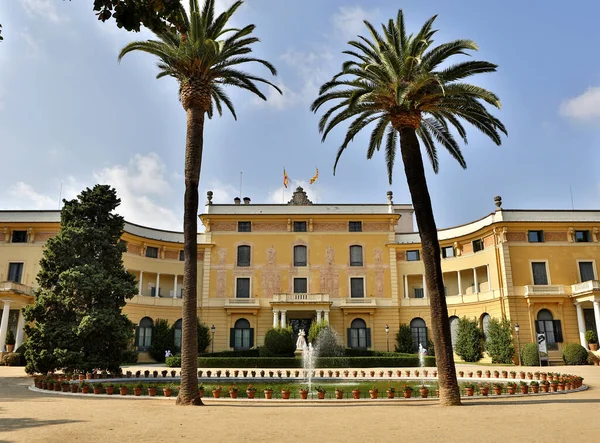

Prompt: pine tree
[23,185,137,374]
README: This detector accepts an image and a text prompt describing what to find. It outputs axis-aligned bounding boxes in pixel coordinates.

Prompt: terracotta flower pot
[281,391,291,399]
[61,384,69,392]
[264,390,273,399]
[589,343,598,351]
[79,374,85,382]
[480,388,489,396]
[531,386,539,394]
[229,391,238,399]
[163,389,172,398]
[420,389,429,398]
[550,384,558,392]
[335,391,344,399]
[386,391,395,399]
[465,388,474,397]
[507,387,516,395]
[352,390,361,399]
[317,392,325,400]
[134,388,142,396]
[212,390,221,398]
[467,372,473,378]
[199,389,204,398]
[520,386,528,394]
[458,371,464,377]
[148,388,157,397]
[246,390,256,399]
[71,384,79,393]
[369,390,378,399]
[558,383,565,391]
[54,383,62,392]
[105,387,114,395]
[541,385,549,393]
[120,387,128,396]
[493,388,502,395]
[93,387,103,395]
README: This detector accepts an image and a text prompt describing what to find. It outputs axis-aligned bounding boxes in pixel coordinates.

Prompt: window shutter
[347,329,352,347]
[135,326,140,347]
[249,328,254,348]
[534,321,540,334]
[229,328,235,348]
[366,328,372,348]
[553,320,563,342]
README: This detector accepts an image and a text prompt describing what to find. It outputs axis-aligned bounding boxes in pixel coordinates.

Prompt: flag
[310,167,319,185]
[283,168,289,188]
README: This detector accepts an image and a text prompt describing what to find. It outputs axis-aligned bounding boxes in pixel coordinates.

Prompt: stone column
[473,268,479,293]
[0,300,12,352]
[138,271,143,295]
[575,303,587,347]
[594,301,600,341]
[403,275,409,299]
[422,275,427,298]
[15,309,25,348]
[155,273,160,297]
[457,270,462,295]
[324,310,330,323]
[173,275,178,298]
[280,310,287,328]
[316,310,322,322]
[273,310,279,328]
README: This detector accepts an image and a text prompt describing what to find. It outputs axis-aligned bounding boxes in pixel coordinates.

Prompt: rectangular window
[349,221,362,232]
[237,246,251,267]
[350,277,364,298]
[414,288,424,299]
[8,263,23,283]
[350,328,368,348]
[441,246,454,258]
[11,231,27,243]
[146,246,158,258]
[532,262,549,285]
[236,278,250,298]
[473,239,484,252]
[293,246,307,266]
[238,221,251,232]
[293,221,307,232]
[179,250,185,261]
[350,246,363,266]
[293,278,307,294]
[528,230,544,243]
[579,262,595,282]
[406,250,420,261]
[575,230,591,242]
[234,328,251,349]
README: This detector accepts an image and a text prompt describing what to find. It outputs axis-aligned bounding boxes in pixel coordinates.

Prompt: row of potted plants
[461,370,576,381]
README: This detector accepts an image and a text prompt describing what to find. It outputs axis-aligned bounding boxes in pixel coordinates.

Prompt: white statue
[296,329,307,350]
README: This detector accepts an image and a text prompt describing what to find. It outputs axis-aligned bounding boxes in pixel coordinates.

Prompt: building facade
[1,187,599,363]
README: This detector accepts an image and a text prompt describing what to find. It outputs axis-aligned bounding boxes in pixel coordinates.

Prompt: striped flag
[310,167,319,185]
[283,169,289,188]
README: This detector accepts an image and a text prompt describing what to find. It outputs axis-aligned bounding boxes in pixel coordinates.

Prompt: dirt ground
[1,364,599,443]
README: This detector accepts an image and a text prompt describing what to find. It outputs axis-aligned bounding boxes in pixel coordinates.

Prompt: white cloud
[332,6,380,40]
[202,180,239,204]
[20,28,41,58]
[267,180,325,204]
[253,82,300,110]
[21,0,61,23]
[560,86,600,122]
[9,182,58,209]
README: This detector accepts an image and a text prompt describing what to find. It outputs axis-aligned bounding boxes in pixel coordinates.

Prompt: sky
[1,0,599,231]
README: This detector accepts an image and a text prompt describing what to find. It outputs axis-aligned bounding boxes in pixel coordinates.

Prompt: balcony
[340,298,377,307]
[224,298,261,308]
[272,293,330,303]
[524,285,566,297]
[571,280,600,297]
[0,281,34,297]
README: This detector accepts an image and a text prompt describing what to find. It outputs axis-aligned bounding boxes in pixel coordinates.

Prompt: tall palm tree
[311,11,506,406]
[119,0,280,406]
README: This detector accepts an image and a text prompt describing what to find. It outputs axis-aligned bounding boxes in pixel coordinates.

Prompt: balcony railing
[272,293,330,303]
[571,280,600,296]
[340,298,377,307]
[224,298,260,308]
[524,285,566,296]
[0,281,34,296]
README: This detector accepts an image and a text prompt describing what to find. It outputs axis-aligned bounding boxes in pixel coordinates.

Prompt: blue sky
[1,0,599,231]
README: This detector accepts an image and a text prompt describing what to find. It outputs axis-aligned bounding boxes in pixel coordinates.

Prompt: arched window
[350,245,363,266]
[237,245,251,267]
[449,316,459,349]
[481,313,491,341]
[230,318,253,350]
[293,245,307,266]
[138,317,153,351]
[348,318,370,349]
[173,319,182,352]
[536,309,562,351]
[410,318,428,352]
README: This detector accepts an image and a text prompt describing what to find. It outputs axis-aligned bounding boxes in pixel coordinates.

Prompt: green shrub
[14,344,27,366]
[5,330,15,346]
[260,327,295,357]
[454,317,483,362]
[520,343,540,366]
[585,330,598,345]
[395,324,413,353]
[197,320,211,353]
[427,339,435,356]
[203,349,260,358]
[2,353,21,366]
[562,343,588,365]
[122,350,138,364]
[149,319,172,362]
[308,320,328,344]
[485,318,515,364]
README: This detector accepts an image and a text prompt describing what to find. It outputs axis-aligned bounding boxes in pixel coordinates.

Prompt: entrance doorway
[289,318,313,339]
[584,308,598,337]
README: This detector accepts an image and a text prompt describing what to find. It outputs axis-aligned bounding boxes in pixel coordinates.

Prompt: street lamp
[210,324,216,354]
[385,324,390,352]
[514,322,521,366]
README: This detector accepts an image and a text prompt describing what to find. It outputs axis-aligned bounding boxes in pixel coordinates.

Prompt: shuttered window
[532,262,548,285]
[293,278,307,294]
[294,245,307,266]
[236,278,250,298]
[8,263,23,283]
[579,262,595,282]
[237,245,251,267]
[350,245,363,266]
[348,319,371,349]
[350,277,364,298]
[230,319,254,349]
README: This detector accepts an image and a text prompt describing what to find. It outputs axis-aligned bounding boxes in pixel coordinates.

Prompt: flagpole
[282,167,285,204]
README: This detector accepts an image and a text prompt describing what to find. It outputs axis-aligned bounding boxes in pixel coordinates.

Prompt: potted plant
[423,370,429,377]
[388,370,393,377]
[144,370,150,378]
[4,330,15,353]
[378,371,384,377]
[506,382,517,395]
[93,383,104,395]
[557,379,566,391]
[586,330,598,351]
[147,383,158,396]
[199,384,205,397]
[119,384,129,395]
[70,382,79,393]
[264,386,273,399]
[369,387,378,399]
[259,370,265,377]
[216,370,222,378]
[206,370,212,378]
[352,388,361,399]
[281,387,291,400]
[161,370,168,378]
[234,370,239,377]
[493,370,499,378]
[526,372,533,380]
[171,370,177,377]
[335,370,340,377]
[46,378,54,390]
[316,386,326,400]
[361,371,366,377]
[519,371,525,380]
[509,371,516,379]
[299,387,309,400]
[530,381,540,394]
[403,385,413,399]
[419,385,429,398]
[133,382,143,396]
[54,381,62,392]
[432,370,437,377]
[463,382,475,397]
[328,370,334,377]
[212,386,222,398]
[501,370,507,378]
[152,370,158,378]
[228,385,239,399]
[540,380,549,393]
[492,383,503,395]
[243,370,248,377]
[458,371,464,377]
[370,370,375,377]
[246,384,257,399]
[251,371,256,377]
[414,370,420,377]
[540,372,547,381]
[335,388,344,399]
[478,382,490,396]
[485,370,491,378]
[162,383,175,397]
[518,381,528,394]
[105,383,115,395]
[405,370,411,377]
[135,370,141,378]
[533,371,540,380]
[550,380,559,392]
[225,370,230,378]
[61,382,70,392]
[476,370,483,378]
[344,370,350,377]
[386,387,396,399]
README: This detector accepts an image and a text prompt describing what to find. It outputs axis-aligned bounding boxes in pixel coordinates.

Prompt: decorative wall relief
[374,247,384,297]
[216,270,226,298]
[218,248,227,264]
[320,246,339,297]
[261,245,280,298]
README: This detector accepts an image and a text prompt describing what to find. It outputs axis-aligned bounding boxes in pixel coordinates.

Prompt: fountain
[302,342,316,392]
[418,343,426,386]
[299,324,344,393]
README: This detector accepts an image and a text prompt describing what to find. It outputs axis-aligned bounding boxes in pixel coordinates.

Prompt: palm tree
[311,11,506,406]
[119,0,280,406]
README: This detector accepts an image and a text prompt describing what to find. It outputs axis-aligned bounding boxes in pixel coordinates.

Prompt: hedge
[521,343,540,366]
[165,355,436,368]
[562,343,588,365]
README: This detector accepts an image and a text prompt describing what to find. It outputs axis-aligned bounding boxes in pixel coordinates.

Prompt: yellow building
[1,188,599,364]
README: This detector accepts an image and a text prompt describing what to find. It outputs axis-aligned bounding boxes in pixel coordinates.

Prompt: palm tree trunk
[397,126,461,406]
[176,105,204,406]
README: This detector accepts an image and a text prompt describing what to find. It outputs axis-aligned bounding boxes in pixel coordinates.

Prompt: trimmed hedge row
[165,355,436,368]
